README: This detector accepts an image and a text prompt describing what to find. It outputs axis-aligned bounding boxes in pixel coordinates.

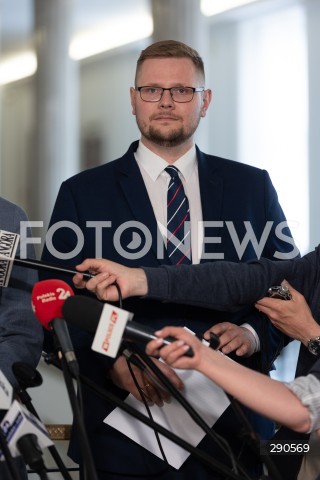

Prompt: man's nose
[159,89,175,107]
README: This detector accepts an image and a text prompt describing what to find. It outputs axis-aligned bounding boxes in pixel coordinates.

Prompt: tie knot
[165,165,180,180]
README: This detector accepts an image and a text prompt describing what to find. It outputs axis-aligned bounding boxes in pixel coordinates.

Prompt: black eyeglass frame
[136,86,205,103]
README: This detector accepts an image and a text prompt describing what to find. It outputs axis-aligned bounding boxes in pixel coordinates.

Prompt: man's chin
[147,128,186,148]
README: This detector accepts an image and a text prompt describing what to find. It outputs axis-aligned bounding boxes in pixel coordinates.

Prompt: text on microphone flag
[0,229,19,287]
[31,279,74,328]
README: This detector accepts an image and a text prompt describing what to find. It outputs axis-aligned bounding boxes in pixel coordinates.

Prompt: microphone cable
[43,351,248,480]
[112,281,251,480]
[126,358,169,465]
[112,280,169,465]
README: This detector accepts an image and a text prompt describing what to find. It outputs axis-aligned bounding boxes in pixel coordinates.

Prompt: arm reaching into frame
[146,326,316,434]
[73,247,320,312]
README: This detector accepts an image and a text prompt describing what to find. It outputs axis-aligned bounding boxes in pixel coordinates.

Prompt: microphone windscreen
[12,362,43,390]
[32,279,74,329]
[62,295,103,333]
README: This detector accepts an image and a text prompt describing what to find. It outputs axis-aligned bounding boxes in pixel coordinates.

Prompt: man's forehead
[136,57,201,82]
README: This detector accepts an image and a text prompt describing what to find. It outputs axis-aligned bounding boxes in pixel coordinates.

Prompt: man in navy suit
[41,40,297,479]
[0,196,43,480]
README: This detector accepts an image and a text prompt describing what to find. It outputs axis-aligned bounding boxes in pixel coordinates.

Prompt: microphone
[12,362,43,391]
[32,280,80,377]
[62,295,194,358]
[0,400,53,459]
[0,229,92,287]
[12,363,43,417]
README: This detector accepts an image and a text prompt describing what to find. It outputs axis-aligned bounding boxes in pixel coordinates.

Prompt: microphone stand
[133,345,282,480]
[13,364,73,480]
[51,339,98,480]
[130,345,250,478]
[44,352,248,480]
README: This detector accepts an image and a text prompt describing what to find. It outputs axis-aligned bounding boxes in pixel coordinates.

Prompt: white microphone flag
[0,370,13,410]
[91,303,134,358]
[0,230,19,287]
[0,400,53,458]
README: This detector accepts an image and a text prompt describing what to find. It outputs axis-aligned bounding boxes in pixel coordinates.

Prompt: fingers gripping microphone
[62,295,194,358]
[32,280,80,377]
[0,229,92,287]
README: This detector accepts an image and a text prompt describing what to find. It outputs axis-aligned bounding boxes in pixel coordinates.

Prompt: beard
[136,115,201,148]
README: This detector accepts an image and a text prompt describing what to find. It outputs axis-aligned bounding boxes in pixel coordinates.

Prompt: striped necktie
[165,165,192,265]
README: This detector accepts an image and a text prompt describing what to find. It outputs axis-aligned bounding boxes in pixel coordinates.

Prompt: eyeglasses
[136,86,205,103]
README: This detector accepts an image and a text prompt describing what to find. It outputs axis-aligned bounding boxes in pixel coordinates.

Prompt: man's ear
[130,87,136,115]
[201,88,212,117]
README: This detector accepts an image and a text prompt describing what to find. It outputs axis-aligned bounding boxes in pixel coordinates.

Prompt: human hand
[110,355,184,407]
[146,326,207,371]
[203,322,256,357]
[255,281,319,345]
[72,258,148,301]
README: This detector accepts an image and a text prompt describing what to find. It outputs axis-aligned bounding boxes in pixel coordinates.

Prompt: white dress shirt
[134,140,259,352]
[135,141,203,264]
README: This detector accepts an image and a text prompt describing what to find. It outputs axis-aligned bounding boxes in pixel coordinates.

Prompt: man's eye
[176,88,188,94]
[146,88,159,94]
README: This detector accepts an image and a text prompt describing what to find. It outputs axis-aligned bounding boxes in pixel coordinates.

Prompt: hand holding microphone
[73,257,148,301]
[146,326,210,372]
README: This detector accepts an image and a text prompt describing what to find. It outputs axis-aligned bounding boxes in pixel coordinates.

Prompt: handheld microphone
[0,400,53,459]
[62,295,194,358]
[0,229,92,287]
[32,280,79,377]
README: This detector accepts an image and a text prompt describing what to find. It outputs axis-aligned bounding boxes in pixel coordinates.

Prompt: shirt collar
[135,140,197,181]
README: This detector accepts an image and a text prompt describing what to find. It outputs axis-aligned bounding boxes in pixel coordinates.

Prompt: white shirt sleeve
[286,374,320,433]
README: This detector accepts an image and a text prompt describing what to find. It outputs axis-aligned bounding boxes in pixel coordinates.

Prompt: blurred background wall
[0,0,319,476]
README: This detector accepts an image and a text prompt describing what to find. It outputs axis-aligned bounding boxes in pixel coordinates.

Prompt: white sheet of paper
[104,367,230,469]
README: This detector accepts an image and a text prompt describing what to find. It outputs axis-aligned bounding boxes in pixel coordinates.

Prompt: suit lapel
[115,144,169,265]
[197,147,224,221]
[114,144,224,265]
[196,147,224,263]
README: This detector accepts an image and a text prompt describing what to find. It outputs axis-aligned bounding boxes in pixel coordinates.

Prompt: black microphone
[14,256,93,280]
[1,400,53,474]
[12,362,43,391]
[0,229,92,287]
[62,295,194,358]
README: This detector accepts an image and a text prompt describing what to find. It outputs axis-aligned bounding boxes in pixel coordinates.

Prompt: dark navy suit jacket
[41,141,296,478]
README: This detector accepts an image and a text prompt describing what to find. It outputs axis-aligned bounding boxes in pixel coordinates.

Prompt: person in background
[0,196,43,480]
[41,39,297,479]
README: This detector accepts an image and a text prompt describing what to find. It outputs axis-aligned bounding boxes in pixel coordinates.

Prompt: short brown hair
[135,40,205,84]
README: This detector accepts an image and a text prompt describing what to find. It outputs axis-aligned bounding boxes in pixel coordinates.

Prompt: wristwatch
[307,336,320,356]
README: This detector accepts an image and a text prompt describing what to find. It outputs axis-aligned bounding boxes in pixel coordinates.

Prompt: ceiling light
[0,51,37,86]
[69,13,153,60]
[0,12,153,85]
[201,0,258,16]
